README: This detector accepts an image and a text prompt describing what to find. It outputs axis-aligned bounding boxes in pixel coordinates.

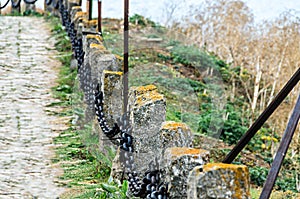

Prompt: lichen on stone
[90,43,107,51]
[103,70,123,76]
[82,19,98,28]
[188,163,250,199]
[86,34,103,42]
[168,147,208,159]
[129,85,164,107]
[162,147,210,199]
[161,121,189,131]
[74,11,87,21]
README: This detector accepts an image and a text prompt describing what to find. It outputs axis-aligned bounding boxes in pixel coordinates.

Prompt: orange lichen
[90,43,106,51]
[168,147,208,158]
[74,11,87,20]
[68,0,80,4]
[133,85,157,95]
[161,121,189,131]
[135,92,164,106]
[114,54,123,61]
[71,6,82,10]
[82,19,98,27]
[103,70,123,76]
[86,34,103,42]
[203,163,247,172]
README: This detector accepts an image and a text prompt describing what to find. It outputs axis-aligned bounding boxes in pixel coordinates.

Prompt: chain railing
[50,0,300,198]
[1,0,299,197]
[0,0,37,11]
[56,0,169,197]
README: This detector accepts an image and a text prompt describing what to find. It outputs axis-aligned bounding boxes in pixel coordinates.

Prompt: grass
[46,14,129,199]
[250,187,299,199]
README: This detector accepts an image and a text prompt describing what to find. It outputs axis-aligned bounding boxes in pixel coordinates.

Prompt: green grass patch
[47,14,128,198]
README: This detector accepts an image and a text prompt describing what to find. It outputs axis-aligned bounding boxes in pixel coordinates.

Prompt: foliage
[170,44,217,69]
[129,14,156,27]
[249,166,269,186]
[23,10,43,17]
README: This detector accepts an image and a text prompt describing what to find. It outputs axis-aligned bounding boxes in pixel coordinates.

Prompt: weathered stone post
[110,85,167,180]
[161,147,210,198]
[129,85,166,175]
[188,163,251,199]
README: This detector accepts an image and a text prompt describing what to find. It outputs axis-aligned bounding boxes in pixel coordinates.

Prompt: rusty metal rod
[123,0,129,113]
[259,94,300,199]
[223,68,300,163]
[97,0,102,34]
[88,0,92,20]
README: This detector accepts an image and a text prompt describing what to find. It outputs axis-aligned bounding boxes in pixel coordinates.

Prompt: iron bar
[259,94,300,199]
[123,0,129,113]
[87,0,92,20]
[223,68,300,163]
[97,0,102,34]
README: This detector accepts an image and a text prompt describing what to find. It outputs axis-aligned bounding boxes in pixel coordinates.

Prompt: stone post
[94,70,123,161]
[129,85,166,175]
[188,163,251,199]
[162,147,210,198]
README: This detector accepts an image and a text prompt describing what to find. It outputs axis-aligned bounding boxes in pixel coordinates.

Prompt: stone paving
[0,16,66,199]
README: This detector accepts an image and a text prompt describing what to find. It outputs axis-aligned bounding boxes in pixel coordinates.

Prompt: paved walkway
[0,16,65,199]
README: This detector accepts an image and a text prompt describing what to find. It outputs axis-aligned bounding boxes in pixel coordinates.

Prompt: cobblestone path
[0,16,66,198]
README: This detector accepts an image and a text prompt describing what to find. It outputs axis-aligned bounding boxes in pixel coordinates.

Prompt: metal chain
[23,0,38,4]
[45,0,52,6]
[94,85,168,198]
[94,84,121,138]
[59,3,84,71]
[58,2,169,197]
[11,0,21,8]
[0,0,10,9]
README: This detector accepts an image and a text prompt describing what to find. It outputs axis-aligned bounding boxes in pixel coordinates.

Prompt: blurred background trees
[163,0,300,192]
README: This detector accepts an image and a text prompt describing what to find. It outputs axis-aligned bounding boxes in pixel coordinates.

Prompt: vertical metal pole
[223,68,300,163]
[86,0,89,18]
[88,0,92,20]
[259,94,300,199]
[97,0,102,34]
[123,0,129,113]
